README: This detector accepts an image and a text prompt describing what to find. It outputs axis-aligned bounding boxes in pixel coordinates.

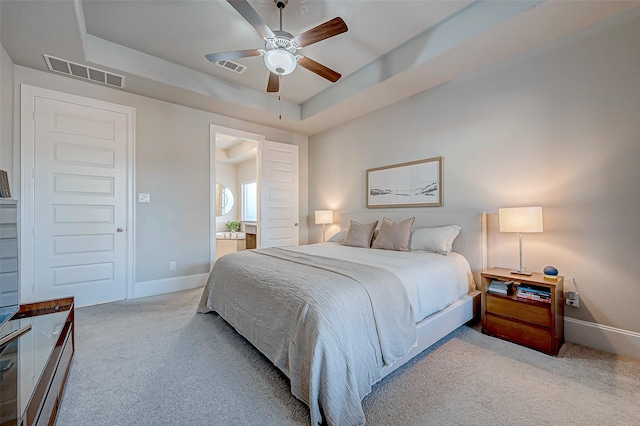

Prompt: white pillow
[410,225,461,255]
[327,229,348,243]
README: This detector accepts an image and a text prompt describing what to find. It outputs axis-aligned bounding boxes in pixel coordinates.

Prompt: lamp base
[511,270,533,276]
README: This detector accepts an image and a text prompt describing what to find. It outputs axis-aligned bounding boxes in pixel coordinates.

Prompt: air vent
[43,54,125,89]
[215,60,247,74]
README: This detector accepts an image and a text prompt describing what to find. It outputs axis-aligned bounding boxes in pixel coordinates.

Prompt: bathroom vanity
[215,232,247,259]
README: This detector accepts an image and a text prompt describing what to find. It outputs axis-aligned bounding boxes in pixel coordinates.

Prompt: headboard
[339,210,487,285]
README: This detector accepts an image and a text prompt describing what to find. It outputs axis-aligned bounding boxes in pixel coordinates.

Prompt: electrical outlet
[169,261,176,271]
[565,291,579,308]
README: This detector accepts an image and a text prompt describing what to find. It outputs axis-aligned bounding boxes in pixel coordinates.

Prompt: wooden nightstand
[481,267,564,355]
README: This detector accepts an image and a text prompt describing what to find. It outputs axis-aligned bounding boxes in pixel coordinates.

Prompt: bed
[198,211,485,426]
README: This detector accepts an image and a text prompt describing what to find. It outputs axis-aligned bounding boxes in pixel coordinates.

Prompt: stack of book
[488,280,513,295]
[516,284,551,303]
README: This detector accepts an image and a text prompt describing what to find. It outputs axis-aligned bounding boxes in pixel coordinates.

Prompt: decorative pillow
[327,229,348,243]
[372,217,415,252]
[342,220,378,248]
[410,225,461,255]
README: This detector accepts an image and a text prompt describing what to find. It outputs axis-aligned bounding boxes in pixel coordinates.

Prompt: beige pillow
[342,220,378,248]
[372,217,415,251]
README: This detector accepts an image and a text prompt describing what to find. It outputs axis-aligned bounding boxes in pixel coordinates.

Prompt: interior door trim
[19,84,136,303]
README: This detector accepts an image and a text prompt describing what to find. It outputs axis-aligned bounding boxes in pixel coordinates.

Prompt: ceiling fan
[205,0,348,93]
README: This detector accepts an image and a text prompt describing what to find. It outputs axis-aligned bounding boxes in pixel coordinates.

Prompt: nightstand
[481,267,564,355]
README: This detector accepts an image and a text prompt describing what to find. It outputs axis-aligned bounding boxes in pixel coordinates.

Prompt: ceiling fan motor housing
[265,31,299,54]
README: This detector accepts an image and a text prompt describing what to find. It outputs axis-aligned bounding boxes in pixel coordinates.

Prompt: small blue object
[543,265,559,278]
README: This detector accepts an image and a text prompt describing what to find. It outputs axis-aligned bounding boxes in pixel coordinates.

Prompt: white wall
[11,66,308,289]
[0,45,13,183]
[308,13,640,356]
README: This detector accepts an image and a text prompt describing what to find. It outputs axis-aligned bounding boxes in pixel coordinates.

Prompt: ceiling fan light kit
[206,0,348,93]
[263,49,298,75]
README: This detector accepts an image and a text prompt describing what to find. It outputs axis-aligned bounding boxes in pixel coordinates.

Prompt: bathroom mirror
[215,183,234,216]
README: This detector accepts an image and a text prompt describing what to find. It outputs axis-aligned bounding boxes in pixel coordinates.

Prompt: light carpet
[56,288,640,425]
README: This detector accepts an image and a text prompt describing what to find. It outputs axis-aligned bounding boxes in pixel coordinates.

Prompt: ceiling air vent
[43,54,125,89]
[215,60,247,74]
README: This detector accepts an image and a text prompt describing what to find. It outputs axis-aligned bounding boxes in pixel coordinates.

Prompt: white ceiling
[2,1,639,135]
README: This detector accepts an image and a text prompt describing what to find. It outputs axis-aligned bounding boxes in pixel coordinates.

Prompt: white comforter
[283,243,473,322]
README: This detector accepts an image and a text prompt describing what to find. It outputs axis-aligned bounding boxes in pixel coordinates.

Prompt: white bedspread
[197,244,473,425]
[283,243,473,322]
[200,246,416,425]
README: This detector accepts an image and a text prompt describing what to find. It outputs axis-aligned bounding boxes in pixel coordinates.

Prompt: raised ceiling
[2,0,639,135]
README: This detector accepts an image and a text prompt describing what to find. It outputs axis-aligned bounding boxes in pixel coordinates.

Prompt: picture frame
[0,170,11,198]
[366,156,443,208]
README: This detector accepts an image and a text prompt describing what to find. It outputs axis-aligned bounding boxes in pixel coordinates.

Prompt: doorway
[210,126,263,269]
[209,126,300,269]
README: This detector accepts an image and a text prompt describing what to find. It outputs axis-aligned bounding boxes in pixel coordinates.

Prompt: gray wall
[10,66,308,284]
[308,14,640,335]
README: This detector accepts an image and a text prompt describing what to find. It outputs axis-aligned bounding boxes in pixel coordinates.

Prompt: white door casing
[21,85,135,306]
[259,140,299,248]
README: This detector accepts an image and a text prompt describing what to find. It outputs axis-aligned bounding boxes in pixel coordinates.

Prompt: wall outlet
[138,193,150,203]
[169,261,176,271]
[565,291,579,308]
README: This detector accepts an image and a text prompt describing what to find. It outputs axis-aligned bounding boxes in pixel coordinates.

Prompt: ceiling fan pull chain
[278,75,282,120]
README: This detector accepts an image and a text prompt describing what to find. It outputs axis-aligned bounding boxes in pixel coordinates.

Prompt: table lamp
[499,207,543,276]
[315,210,333,242]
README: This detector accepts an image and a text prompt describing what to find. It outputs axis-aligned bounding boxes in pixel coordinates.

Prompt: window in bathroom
[242,180,257,222]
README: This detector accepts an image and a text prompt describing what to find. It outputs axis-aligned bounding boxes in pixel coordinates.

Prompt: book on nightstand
[516,283,551,303]
[488,280,513,295]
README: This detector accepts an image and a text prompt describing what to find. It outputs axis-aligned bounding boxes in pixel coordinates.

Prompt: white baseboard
[133,273,208,299]
[565,317,640,361]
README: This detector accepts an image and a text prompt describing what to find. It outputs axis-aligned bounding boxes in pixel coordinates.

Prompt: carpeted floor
[56,288,640,425]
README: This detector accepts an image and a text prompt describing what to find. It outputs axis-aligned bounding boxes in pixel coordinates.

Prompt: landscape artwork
[366,156,443,208]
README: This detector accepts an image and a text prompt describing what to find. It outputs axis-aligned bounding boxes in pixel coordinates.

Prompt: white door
[32,96,128,306]
[259,140,299,248]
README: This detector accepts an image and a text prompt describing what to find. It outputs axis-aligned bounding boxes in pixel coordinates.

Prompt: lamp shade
[264,49,297,75]
[499,207,543,233]
[315,210,333,225]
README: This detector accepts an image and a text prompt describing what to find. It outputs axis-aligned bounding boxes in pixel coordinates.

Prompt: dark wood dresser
[0,297,74,426]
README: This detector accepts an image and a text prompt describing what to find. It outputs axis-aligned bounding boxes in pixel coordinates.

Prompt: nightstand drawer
[485,314,552,352]
[486,294,550,328]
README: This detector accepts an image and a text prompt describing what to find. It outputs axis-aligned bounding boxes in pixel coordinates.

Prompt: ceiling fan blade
[227,0,275,40]
[297,57,341,82]
[267,72,280,93]
[205,49,262,63]
[293,17,348,48]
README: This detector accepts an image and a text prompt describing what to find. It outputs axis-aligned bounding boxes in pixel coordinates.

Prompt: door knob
[294,223,299,226]
[117,228,124,232]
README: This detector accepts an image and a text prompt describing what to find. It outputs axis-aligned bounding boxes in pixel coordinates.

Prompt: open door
[259,140,299,248]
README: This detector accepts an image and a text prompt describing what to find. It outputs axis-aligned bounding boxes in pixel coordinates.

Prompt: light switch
[138,193,150,203]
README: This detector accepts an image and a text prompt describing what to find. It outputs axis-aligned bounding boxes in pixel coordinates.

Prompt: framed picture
[366,156,443,208]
